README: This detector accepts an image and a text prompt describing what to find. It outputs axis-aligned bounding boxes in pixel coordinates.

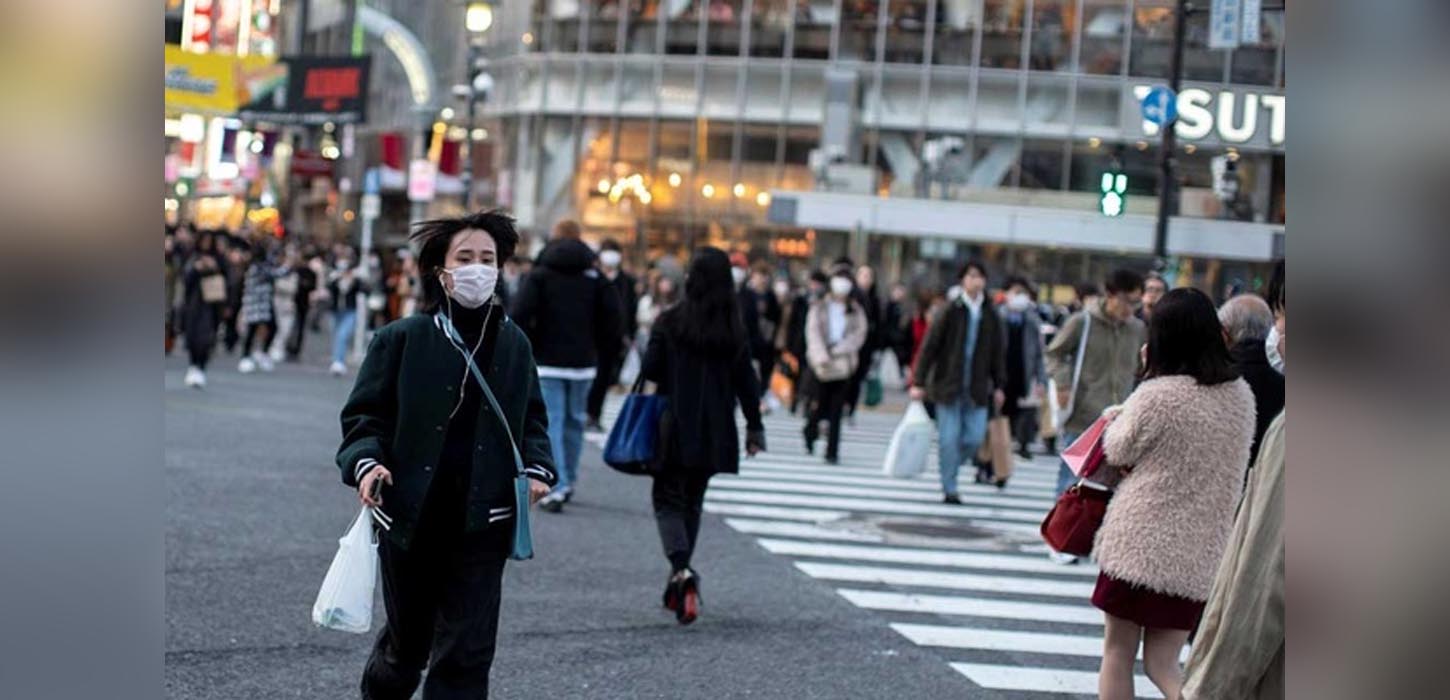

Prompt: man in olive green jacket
[1044,269,1145,501]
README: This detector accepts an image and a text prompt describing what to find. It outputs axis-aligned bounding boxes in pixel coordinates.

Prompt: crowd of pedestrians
[169,214,1283,699]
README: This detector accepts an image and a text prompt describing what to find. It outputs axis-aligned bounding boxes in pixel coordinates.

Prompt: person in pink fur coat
[1092,287,1256,700]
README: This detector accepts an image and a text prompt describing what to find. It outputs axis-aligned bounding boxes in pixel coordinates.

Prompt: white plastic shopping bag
[883,401,935,479]
[618,345,642,388]
[311,507,379,634]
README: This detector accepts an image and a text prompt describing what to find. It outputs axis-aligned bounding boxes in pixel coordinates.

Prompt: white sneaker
[1049,551,1081,565]
[238,357,257,374]
[184,366,202,387]
[254,352,275,372]
[268,346,286,363]
[329,361,347,376]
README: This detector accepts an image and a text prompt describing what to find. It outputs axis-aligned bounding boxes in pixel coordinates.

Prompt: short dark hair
[809,270,830,285]
[1075,282,1100,300]
[1143,288,1240,386]
[957,260,988,281]
[1266,258,1284,313]
[1004,275,1032,293]
[553,219,582,240]
[1144,271,1166,288]
[1104,268,1145,295]
[410,209,520,314]
[599,237,622,252]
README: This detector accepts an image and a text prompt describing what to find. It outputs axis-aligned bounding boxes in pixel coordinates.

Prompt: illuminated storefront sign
[164,45,277,115]
[1126,85,1285,149]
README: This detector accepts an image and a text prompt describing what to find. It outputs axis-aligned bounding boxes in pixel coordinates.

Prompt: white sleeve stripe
[355,458,380,481]
[370,508,393,530]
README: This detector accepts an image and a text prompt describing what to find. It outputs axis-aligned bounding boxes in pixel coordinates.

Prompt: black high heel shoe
[675,569,701,625]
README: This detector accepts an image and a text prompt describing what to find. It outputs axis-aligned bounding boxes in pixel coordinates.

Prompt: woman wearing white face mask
[802,271,869,464]
[999,277,1048,462]
[337,210,557,700]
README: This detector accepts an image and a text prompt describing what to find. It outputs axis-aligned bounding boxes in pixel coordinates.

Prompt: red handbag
[1040,420,1114,556]
[1040,482,1112,556]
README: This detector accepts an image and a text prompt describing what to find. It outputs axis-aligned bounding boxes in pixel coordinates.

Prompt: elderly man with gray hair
[1219,294,1284,466]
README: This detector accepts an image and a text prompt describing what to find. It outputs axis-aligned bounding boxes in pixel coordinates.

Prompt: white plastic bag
[883,401,935,479]
[618,345,641,388]
[311,508,379,634]
[1045,379,1062,434]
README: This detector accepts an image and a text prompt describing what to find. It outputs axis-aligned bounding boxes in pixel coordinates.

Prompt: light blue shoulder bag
[436,312,534,561]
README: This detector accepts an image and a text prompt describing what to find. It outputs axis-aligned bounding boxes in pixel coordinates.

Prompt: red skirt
[1091,572,1205,631]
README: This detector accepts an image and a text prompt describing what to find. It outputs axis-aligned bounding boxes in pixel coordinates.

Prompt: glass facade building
[476,0,1285,293]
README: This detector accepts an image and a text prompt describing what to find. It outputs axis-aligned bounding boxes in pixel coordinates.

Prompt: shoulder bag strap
[437,313,525,478]
[1060,310,1092,431]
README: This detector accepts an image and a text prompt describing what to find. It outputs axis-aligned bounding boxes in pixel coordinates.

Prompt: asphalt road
[164,339,974,699]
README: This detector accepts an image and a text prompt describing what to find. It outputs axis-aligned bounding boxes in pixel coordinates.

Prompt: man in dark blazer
[1218,293,1285,468]
[908,261,1008,503]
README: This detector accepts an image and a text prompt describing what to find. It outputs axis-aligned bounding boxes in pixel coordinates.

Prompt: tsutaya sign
[1126,85,1285,149]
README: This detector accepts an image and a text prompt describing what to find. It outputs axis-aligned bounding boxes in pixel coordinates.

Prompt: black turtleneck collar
[441,297,503,360]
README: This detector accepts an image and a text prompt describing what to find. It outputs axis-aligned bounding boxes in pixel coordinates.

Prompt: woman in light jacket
[802,269,869,464]
[1092,287,1255,700]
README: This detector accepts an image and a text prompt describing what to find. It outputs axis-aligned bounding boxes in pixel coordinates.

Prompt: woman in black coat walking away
[641,247,767,625]
[179,230,229,388]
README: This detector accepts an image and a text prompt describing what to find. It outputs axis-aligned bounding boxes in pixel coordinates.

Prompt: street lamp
[465,3,494,33]
[460,2,493,209]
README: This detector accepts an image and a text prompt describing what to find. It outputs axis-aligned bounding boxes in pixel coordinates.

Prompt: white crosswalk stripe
[599,397,1175,697]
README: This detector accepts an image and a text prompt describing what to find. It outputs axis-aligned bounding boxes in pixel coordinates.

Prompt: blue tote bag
[603,373,668,475]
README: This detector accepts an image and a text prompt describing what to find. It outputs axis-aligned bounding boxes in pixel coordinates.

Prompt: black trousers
[652,468,712,572]
[362,526,509,700]
[186,337,213,370]
[286,297,312,358]
[844,349,873,416]
[241,320,275,357]
[755,350,777,400]
[586,348,623,422]
[805,379,850,460]
[1009,401,1040,451]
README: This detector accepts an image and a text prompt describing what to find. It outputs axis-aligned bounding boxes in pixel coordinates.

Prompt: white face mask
[599,250,622,269]
[1006,292,1032,312]
[829,277,853,298]
[442,263,498,309]
[1265,324,1284,374]
[731,267,747,286]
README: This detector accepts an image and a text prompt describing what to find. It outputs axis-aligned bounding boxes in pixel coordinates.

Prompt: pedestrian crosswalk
[596,397,1170,698]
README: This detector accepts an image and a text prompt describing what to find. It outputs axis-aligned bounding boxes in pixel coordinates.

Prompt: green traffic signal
[1099,171,1127,217]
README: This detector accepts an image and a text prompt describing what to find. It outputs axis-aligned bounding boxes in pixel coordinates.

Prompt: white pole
[352,203,375,360]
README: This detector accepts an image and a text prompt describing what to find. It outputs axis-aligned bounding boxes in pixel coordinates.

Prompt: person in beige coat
[802,270,868,464]
[1092,288,1256,700]
[1181,260,1285,700]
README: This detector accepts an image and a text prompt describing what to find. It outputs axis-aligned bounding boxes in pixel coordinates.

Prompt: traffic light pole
[1153,0,1192,268]
[461,40,480,210]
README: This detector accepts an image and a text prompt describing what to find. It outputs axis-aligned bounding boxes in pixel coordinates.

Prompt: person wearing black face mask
[338,210,557,700]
